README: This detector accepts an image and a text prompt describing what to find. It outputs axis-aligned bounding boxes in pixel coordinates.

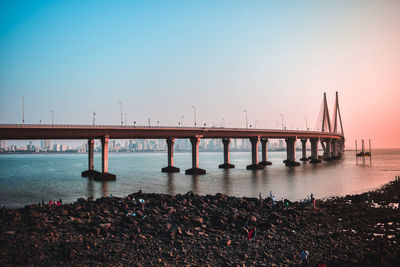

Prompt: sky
[1,0,399,148]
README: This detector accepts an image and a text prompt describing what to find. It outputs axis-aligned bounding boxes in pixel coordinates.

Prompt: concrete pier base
[285,138,300,167]
[100,136,116,180]
[310,138,322,164]
[258,161,272,166]
[219,138,235,169]
[323,139,332,161]
[94,172,116,181]
[162,138,180,173]
[162,166,180,173]
[185,137,206,175]
[310,158,322,163]
[285,160,301,166]
[81,169,101,177]
[246,164,265,170]
[300,139,309,161]
[246,136,264,170]
[258,138,272,166]
[82,138,101,177]
[185,168,206,175]
[219,163,235,169]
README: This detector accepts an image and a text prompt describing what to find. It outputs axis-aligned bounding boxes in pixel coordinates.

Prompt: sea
[0,149,399,208]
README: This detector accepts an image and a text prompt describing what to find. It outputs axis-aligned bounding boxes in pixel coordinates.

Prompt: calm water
[0,149,399,208]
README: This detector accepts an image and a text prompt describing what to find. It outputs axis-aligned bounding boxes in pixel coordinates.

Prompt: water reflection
[86,178,94,199]
[356,156,372,166]
[191,175,199,194]
[167,173,175,195]
[101,181,109,197]
[222,169,232,195]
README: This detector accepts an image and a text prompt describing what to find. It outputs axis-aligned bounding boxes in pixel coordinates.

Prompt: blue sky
[1,0,400,147]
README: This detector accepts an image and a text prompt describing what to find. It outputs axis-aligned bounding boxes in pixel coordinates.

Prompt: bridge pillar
[259,138,272,166]
[323,139,332,161]
[331,139,340,159]
[300,139,309,161]
[310,138,321,163]
[185,137,206,174]
[95,136,116,180]
[162,138,180,172]
[247,136,264,169]
[82,138,100,177]
[285,137,300,166]
[219,138,235,169]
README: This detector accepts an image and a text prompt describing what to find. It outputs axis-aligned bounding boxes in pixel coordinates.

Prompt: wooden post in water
[355,140,358,155]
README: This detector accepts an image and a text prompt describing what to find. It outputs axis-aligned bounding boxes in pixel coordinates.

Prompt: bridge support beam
[300,139,309,161]
[185,137,206,175]
[285,138,300,166]
[82,138,100,177]
[323,139,332,161]
[259,138,272,166]
[95,136,116,180]
[162,138,180,172]
[219,138,235,169]
[310,138,321,163]
[247,136,264,170]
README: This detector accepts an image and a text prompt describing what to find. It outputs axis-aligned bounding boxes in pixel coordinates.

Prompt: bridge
[0,92,344,180]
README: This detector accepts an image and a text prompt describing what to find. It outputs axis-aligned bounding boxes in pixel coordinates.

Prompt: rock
[100,223,111,231]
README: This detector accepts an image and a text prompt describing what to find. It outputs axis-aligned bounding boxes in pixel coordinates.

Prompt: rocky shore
[1,179,399,266]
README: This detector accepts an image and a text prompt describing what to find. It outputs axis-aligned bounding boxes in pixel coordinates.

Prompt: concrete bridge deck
[0,124,343,140]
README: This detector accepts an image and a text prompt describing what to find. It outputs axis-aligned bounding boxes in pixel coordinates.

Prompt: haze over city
[1,0,399,148]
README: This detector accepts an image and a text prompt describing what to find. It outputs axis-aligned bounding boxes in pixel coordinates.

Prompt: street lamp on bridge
[304,116,308,130]
[50,110,54,126]
[192,106,197,127]
[243,110,248,129]
[280,113,284,130]
[118,101,123,125]
[21,97,24,126]
[93,112,96,126]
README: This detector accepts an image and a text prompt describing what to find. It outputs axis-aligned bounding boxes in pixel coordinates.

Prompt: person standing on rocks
[247,227,256,241]
[310,194,315,209]
[300,250,310,266]
[259,193,262,203]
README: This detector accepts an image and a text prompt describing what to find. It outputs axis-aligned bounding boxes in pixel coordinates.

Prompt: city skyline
[1,1,400,148]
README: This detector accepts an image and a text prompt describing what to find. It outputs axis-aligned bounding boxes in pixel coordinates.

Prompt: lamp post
[280,113,284,130]
[192,106,196,127]
[243,110,248,129]
[93,112,96,126]
[180,115,184,127]
[222,118,225,128]
[50,110,54,125]
[22,97,24,125]
[125,113,127,125]
[304,116,308,130]
[118,101,123,125]
[254,120,257,129]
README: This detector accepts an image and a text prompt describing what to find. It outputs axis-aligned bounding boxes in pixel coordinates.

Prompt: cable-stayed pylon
[332,91,344,135]
[321,92,332,132]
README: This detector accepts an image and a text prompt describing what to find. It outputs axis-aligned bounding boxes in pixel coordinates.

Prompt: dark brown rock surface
[1,180,400,266]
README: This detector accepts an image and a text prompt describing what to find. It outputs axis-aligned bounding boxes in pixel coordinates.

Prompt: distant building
[53,144,60,151]
[0,140,7,150]
[279,139,284,149]
[45,140,51,150]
